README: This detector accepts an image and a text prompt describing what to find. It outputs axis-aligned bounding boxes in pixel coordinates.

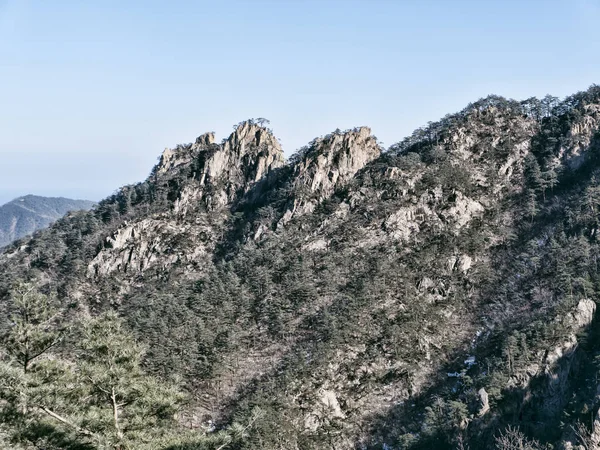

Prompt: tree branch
[215,409,262,450]
[86,376,110,395]
[37,404,94,437]
[111,388,124,440]
[27,338,61,366]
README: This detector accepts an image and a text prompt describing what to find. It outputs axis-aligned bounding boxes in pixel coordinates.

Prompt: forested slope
[2,87,600,449]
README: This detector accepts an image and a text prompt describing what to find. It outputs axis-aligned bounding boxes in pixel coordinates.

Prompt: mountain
[0,195,95,248]
[1,87,600,449]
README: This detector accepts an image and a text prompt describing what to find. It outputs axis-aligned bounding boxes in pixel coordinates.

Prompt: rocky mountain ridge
[82,121,383,284]
[2,87,600,449]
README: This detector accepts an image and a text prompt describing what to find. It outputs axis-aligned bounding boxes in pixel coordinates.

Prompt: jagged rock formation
[3,87,600,450]
[560,102,600,168]
[158,122,285,211]
[280,127,381,225]
[477,388,490,417]
[87,121,286,279]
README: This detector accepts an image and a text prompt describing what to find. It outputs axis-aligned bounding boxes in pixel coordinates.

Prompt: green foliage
[0,286,246,450]
[64,312,184,448]
[2,282,63,373]
[422,397,469,447]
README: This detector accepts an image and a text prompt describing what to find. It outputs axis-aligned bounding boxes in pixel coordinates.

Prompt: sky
[1,0,599,205]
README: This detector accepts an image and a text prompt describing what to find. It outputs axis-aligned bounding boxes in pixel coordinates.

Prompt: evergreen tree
[2,282,62,373]
[0,304,208,450]
[67,312,184,449]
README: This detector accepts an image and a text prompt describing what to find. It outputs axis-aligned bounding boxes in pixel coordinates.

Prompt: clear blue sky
[1,0,599,205]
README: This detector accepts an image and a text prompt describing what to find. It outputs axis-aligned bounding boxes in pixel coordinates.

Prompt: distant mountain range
[0,195,95,247]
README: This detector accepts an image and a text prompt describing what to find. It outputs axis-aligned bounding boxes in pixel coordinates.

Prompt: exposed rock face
[199,122,285,207]
[89,123,381,278]
[447,254,473,273]
[88,122,285,278]
[383,190,484,242]
[159,122,285,212]
[542,299,596,366]
[570,298,596,328]
[293,127,380,198]
[196,132,216,147]
[280,127,381,225]
[304,388,346,431]
[560,103,600,169]
[318,389,345,419]
[383,206,422,241]
[441,192,485,228]
[477,388,489,417]
[156,132,216,176]
[86,218,214,277]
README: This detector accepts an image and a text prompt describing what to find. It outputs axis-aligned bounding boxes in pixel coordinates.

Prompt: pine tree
[2,282,62,374]
[64,312,185,449]
[524,154,543,193]
[0,304,193,450]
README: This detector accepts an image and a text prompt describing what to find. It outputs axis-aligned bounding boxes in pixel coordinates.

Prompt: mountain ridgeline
[2,87,600,449]
[0,195,95,248]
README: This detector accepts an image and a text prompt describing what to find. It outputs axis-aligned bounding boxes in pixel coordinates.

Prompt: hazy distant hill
[0,195,95,247]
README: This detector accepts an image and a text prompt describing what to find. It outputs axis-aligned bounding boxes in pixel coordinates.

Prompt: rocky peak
[160,121,286,214]
[223,121,280,154]
[87,122,287,277]
[292,127,380,196]
[214,121,285,184]
[195,132,216,146]
[155,145,195,176]
[196,121,285,208]
[280,127,381,224]
[155,132,216,177]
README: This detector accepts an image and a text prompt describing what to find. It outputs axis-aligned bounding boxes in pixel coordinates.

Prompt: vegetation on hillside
[1,86,600,449]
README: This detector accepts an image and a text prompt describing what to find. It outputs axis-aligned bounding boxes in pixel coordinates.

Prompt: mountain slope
[1,89,600,449]
[0,195,95,248]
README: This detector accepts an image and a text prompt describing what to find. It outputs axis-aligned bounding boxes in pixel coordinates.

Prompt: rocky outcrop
[155,133,216,176]
[477,388,490,417]
[86,218,215,277]
[199,121,285,207]
[447,254,473,273]
[158,122,285,212]
[302,388,346,431]
[280,127,381,225]
[88,123,385,277]
[544,299,596,366]
[383,189,484,242]
[88,122,287,278]
[570,298,596,328]
[560,102,600,169]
